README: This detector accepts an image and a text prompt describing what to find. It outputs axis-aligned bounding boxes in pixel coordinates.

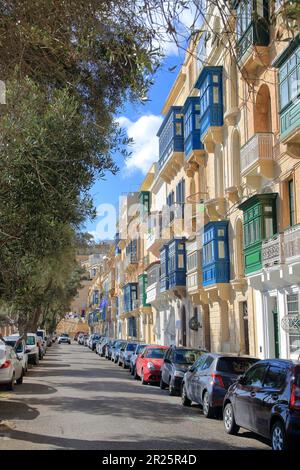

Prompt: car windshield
[126,343,136,351]
[61,334,69,337]
[94,335,101,340]
[36,331,43,337]
[174,349,203,364]
[147,348,165,359]
[26,336,35,345]
[217,357,259,374]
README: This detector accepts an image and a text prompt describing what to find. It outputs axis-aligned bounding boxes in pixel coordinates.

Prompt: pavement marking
[0,392,11,399]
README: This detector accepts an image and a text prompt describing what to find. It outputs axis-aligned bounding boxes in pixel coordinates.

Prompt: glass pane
[218,229,225,237]
[176,123,182,135]
[280,79,289,109]
[218,241,225,259]
[264,217,274,239]
[289,69,298,100]
[213,87,219,104]
[178,254,184,269]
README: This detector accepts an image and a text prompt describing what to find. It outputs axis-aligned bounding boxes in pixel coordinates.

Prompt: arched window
[254,84,272,134]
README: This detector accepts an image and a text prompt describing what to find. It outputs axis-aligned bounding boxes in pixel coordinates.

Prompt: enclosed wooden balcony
[240,133,274,186]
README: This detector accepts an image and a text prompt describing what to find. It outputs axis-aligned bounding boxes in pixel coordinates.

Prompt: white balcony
[241,133,274,184]
[262,233,284,268]
[285,224,300,275]
[146,263,160,304]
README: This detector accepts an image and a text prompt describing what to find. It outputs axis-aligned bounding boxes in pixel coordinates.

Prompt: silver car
[0,339,24,390]
[3,335,29,374]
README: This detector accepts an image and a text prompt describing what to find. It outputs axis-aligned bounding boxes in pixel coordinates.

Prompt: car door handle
[250,391,256,398]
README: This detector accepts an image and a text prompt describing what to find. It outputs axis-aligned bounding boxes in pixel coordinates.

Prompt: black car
[181,353,259,418]
[223,358,300,450]
[91,334,102,351]
[160,346,206,395]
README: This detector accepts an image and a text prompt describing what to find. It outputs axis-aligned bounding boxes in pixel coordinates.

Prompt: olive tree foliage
[0,0,163,332]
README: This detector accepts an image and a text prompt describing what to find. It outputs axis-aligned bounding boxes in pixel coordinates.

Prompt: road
[0,343,269,450]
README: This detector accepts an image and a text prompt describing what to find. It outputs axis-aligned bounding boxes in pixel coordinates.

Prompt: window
[178,254,184,269]
[263,366,287,390]
[204,241,214,264]
[288,179,295,226]
[243,365,267,387]
[236,0,252,41]
[201,355,214,371]
[287,293,300,358]
[279,46,300,112]
[176,122,182,136]
[218,241,225,259]
[264,217,274,239]
[193,354,208,371]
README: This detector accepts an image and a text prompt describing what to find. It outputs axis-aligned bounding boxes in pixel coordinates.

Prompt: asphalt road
[0,343,270,450]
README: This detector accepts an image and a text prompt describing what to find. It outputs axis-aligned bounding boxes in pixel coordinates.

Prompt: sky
[85,51,185,241]
[84,5,204,241]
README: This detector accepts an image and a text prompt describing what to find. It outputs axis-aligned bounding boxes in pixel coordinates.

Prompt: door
[196,355,215,404]
[273,309,280,358]
[181,306,187,347]
[188,355,207,402]
[234,364,268,431]
[253,365,287,438]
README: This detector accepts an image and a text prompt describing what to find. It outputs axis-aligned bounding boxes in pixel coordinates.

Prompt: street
[0,343,269,450]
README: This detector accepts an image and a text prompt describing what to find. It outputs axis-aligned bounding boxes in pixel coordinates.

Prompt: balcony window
[288,179,295,226]
[157,106,184,168]
[138,274,150,307]
[183,97,204,158]
[195,66,223,140]
[239,193,277,274]
[124,283,138,312]
[235,0,270,62]
[187,251,198,271]
[202,221,230,286]
[139,191,150,220]
[275,39,300,139]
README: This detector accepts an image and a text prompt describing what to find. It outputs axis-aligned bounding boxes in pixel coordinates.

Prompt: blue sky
[85,53,184,241]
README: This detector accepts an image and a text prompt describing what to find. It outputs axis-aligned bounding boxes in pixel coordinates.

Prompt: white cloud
[118,114,163,175]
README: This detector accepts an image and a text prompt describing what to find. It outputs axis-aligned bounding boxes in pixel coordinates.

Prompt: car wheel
[223,402,239,435]
[202,391,214,418]
[181,384,192,406]
[169,382,176,396]
[141,370,147,385]
[6,375,14,391]
[160,376,167,390]
[134,367,139,380]
[118,360,122,366]
[131,366,135,376]
[122,362,127,369]
[34,354,39,366]
[16,370,24,385]
[271,421,289,451]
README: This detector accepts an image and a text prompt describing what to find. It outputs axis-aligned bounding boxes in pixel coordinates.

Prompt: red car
[134,345,168,385]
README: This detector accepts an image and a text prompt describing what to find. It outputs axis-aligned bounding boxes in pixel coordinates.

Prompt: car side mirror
[140,354,144,359]
[238,375,245,384]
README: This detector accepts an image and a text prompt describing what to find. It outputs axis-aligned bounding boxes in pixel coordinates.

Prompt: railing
[241,133,273,173]
[262,233,284,268]
[284,224,300,260]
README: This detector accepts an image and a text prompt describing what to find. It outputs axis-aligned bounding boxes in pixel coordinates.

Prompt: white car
[36,329,47,355]
[0,339,24,390]
[25,333,40,365]
[3,335,29,374]
[58,333,71,344]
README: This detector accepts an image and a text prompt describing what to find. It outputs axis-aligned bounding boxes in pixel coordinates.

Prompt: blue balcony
[124,283,138,313]
[183,96,204,161]
[99,298,108,321]
[160,239,186,292]
[195,66,223,143]
[157,106,184,181]
[128,316,137,338]
[202,221,230,287]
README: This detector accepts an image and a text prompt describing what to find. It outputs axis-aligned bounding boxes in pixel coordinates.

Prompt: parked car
[105,339,117,359]
[111,340,127,363]
[3,335,29,374]
[36,329,47,355]
[135,345,168,384]
[96,337,110,356]
[181,353,259,418]
[74,331,86,342]
[91,334,102,351]
[58,333,71,344]
[25,333,40,365]
[129,343,147,375]
[160,346,207,395]
[0,338,24,390]
[223,358,300,450]
[84,335,90,346]
[78,334,87,345]
[118,341,138,368]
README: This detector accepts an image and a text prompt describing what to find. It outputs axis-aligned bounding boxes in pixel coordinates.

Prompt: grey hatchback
[181,353,259,418]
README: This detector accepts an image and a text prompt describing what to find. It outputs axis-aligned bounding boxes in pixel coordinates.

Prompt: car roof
[257,358,300,367]
[145,345,168,349]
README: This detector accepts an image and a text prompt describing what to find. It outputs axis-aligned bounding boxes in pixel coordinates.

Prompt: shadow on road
[0,427,266,450]
[11,383,57,396]
[0,401,39,421]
